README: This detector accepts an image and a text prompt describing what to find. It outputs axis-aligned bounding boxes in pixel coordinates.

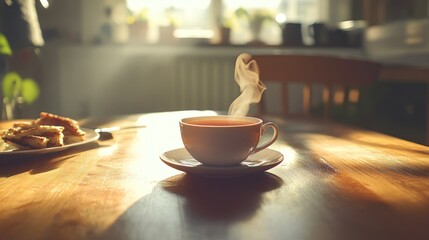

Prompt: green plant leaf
[2,72,22,99]
[234,7,249,19]
[21,78,40,104]
[0,33,12,56]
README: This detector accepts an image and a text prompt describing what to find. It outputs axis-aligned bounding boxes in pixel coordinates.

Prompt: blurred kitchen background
[1,0,429,144]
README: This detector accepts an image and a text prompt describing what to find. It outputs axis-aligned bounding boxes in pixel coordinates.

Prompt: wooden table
[1,110,428,240]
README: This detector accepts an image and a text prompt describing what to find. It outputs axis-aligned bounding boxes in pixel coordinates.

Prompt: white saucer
[160,148,283,177]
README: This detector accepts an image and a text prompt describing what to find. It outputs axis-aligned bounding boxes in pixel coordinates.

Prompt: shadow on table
[0,141,102,177]
[161,173,283,220]
[99,173,283,239]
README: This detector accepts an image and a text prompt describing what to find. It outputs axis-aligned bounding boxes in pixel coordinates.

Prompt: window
[126,0,328,45]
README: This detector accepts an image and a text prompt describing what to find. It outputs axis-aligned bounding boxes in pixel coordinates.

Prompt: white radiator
[173,56,239,112]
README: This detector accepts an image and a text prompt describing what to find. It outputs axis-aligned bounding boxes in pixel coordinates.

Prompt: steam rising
[228,53,266,116]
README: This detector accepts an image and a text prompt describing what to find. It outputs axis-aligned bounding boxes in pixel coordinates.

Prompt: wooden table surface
[1,110,428,240]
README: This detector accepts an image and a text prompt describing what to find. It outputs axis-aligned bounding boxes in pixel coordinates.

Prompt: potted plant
[0,32,12,77]
[159,7,179,44]
[0,33,40,120]
[212,13,233,45]
[234,7,276,44]
[128,8,149,43]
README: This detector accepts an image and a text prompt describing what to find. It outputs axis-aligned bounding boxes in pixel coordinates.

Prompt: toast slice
[4,135,49,149]
[34,112,85,144]
[2,125,64,148]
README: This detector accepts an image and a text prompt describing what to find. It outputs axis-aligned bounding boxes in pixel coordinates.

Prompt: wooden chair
[252,54,380,119]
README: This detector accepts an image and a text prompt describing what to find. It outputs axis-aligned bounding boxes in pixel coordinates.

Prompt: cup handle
[253,122,279,154]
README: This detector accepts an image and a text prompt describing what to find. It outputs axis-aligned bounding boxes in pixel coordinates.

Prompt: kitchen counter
[365,18,429,68]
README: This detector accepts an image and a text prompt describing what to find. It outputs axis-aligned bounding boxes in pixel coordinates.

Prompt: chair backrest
[252,54,380,119]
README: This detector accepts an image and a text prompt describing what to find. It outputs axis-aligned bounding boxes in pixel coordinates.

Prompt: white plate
[160,148,283,177]
[0,128,99,158]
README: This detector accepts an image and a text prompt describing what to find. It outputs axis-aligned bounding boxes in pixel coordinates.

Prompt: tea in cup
[180,115,278,166]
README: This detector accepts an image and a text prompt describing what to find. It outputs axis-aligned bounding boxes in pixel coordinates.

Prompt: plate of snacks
[0,112,99,157]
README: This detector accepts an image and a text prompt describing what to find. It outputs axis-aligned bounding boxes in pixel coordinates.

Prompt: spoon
[95,125,146,140]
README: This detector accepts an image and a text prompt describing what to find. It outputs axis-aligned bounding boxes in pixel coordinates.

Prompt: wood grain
[1,111,428,240]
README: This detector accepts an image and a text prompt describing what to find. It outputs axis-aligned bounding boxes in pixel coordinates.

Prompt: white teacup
[180,115,279,166]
